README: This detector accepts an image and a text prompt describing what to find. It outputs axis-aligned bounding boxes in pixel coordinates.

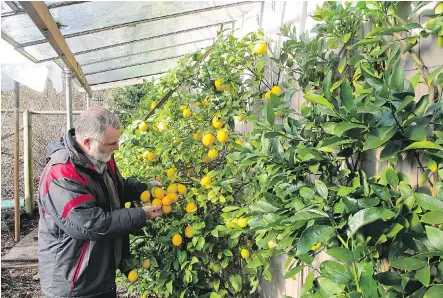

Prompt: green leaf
[338,57,347,74]
[330,77,345,92]
[421,211,443,224]
[390,257,427,270]
[266,103,275,126]
[334,122,365,137]
[374,271,402,286]
[283,265,304,279]
[314,180,328,200]
[425,226,443,251]
[415,193,443,211]
[392,63,405,92]
[300,187,315,200]
[340,79,353,110]
[222,206,239,212]
[423,286,443,298]
[337,186,354,197]
[403,141,443,151]
[363,126,397,150]
[246,257,263,269]
[250,200,279,213]
[318,277,344,295]
[229,274,242,293]
[404,126,427,141]
[282,209,329,224]
[410,72,421,90]
[416,265,430,286]
[297,225,335,256]
[371,184,391,201]
[166,280,173,294]
[386,167,399,187]
[340,33,352,43]
[323,69,333,99]
[304,93,334,110]
[428,66,443,86]
[360,262,378,298]
[320,261,353,284]
[326,247,354,262]
[348,207,396,237]
[300,272,314,296]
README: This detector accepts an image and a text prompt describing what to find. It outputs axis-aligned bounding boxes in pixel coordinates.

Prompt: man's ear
[83,137,92,150]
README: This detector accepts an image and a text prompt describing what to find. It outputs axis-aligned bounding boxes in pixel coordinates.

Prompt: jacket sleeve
[122,176,149,203]
[42,174,147,241]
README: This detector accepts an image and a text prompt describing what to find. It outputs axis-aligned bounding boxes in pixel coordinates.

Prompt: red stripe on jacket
[42,161,88,198]
[61,194,94,219]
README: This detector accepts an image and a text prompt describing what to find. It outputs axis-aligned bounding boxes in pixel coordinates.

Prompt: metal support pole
[259,1,265,30]
[23,109,34,217]
[87,95,91,109]
[13,81,20,242]
[64,67,73,130]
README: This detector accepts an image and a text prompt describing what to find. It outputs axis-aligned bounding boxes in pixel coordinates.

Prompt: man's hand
[149,180,163,187]
[142,205,162,220]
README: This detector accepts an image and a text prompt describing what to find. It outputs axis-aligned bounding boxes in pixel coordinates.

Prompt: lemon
[172,234,182,246]
[153,188,165,200]
[253,43,267,55]
[268,239,277,249]
[162,196,172,206]
[237,217,248,228]
[139,122,148,132]
[177,184,187,195]
[195,101,201,107]
[216,129,228,143]
[185,202,197,213]
[127,270,138,283]
[202,133,214,147]
[193,131,203,141]
[167,168,176,179]
[142,258,151,269]
[264,91,271,99]
[162,205,171,214]
[185,225,193,238]
[214,78,225,91]
[152,199,162,206]
[271,86,282,95]
[208,149,219,160]
[236,114,244,121]
[212,116,224,129]
[202,155,210,164]
[147,152,156,161]
[167,184,177,193]
[200,176,211,187]
[311,242,321,251]
[142,151,150,159]
[157,121,167,131]
[241,249,250,259]
[235,139,243,145]
[167,192,178,203]
[183,108,192,117]
[140,190,151,202]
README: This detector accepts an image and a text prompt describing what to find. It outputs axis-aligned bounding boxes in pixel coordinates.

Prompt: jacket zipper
[70,240,89,289]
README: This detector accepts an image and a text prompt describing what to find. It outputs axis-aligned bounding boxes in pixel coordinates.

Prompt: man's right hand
[142,205,162,220]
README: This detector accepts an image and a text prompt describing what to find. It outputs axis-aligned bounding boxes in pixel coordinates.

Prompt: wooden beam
[18,1,93,96]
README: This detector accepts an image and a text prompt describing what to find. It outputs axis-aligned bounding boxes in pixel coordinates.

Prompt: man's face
[87,127,121,162]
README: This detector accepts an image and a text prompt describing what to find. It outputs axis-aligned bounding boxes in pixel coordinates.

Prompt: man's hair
[75,108,120,140]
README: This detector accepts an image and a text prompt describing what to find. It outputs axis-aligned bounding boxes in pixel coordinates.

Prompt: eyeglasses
[92,138,120,149]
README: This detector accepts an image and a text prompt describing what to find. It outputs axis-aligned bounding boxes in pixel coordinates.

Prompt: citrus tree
[115,1,443,298]
[115,28,276,297]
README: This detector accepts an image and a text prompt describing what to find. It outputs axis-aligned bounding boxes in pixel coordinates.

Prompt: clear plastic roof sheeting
[1,1,262,90]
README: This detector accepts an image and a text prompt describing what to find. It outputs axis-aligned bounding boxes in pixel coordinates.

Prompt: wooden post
[13,81,20,242]
[23,109,34,216]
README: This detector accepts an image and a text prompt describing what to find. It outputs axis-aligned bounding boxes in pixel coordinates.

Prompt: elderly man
[37,108,161,298]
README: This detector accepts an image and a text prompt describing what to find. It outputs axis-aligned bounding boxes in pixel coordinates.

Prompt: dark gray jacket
[38,129,147,298]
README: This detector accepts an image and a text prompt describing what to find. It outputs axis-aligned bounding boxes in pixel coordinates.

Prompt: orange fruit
[185,202,197,213]
[162,196,172,206]
[162,205,171,214]
[167,184,177,193]
[139,122,148,132]
[153,188,165,200]
[177,184,187,195]
[167,192,178,203]
[140,190,151,202]
[127,270,138,283]
[152,199,162,206]
[172,234,182,246]
[167,168,176,179]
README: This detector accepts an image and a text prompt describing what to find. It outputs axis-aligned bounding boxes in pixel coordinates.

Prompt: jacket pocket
[70,240,89,289]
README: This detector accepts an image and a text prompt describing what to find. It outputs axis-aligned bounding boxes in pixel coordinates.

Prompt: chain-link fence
[1,81,110,212]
